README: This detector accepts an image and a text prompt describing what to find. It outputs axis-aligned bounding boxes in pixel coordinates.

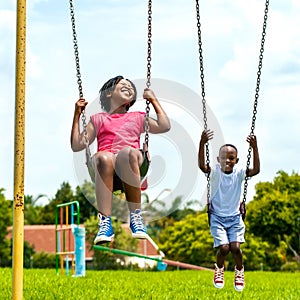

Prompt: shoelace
[98,217,111,235]
[215,267,224,282]
[131,213,145,231]
[235,269,244,285]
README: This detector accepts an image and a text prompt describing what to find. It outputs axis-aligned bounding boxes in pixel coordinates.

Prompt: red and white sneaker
[234,266,245,292]
[213,263,225,289]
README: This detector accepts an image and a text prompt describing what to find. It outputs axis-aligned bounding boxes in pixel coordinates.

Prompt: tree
[24,194,47,225]
[37,182,75,224]
[75,181,97,223]
[0,188,13,266]
[158,212,215,267]
[246,171,300,259]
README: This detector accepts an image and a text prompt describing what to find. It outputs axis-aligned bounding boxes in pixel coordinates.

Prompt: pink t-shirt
[90,111,146,154]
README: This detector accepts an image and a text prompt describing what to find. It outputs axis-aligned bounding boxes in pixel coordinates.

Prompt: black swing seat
[86,148,150,192]
[113,149,150,192]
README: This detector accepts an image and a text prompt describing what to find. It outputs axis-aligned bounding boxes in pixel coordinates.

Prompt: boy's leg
[213,244,229,289]
[230,242,245,291]
[230,242,243,270]
[227,215,245,270]
[228,213,245,292]
[210,214,230,289]
[216,244,230,268]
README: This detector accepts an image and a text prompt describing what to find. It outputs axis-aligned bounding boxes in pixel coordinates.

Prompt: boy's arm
[246,135,260,177]
[143,88,171,134]
[198,130,213,174]
[70,98,95,152]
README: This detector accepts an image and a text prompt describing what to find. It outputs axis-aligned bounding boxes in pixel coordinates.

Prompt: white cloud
[1,0,299,204]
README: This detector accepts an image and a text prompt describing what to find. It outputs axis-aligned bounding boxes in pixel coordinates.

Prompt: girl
[71,75,170,244]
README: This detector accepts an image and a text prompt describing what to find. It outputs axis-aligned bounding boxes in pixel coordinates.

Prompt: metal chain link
[69,0,90,151]
[195,0,210,208]
[144,0,152,146]
[242,0,269,205]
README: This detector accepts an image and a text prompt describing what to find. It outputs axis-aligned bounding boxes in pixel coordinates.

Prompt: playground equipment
[12,0,26,298]
[94,245,212,271]
[55,201,86,277]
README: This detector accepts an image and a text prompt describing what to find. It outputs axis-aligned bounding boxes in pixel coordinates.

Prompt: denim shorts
[210,213,245,248]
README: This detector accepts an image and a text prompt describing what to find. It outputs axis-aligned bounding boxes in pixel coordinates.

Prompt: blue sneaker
[129,209,148,239]
[94,213,114,245]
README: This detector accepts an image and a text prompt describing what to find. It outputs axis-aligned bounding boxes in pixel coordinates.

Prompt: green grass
[1,268,299,300]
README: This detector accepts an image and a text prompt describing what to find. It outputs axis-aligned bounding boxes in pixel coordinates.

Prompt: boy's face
[217,146,239,174]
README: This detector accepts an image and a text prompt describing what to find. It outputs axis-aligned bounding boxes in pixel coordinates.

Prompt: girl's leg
[230,242,243,270]
[93,151,116,215]
[216,244,230,268]
[115,147,143,212]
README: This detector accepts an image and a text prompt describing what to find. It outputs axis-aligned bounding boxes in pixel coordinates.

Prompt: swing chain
[144,0,152,146]
[196,0,211,208]
[69,0,89,148]
[242,0,269,205]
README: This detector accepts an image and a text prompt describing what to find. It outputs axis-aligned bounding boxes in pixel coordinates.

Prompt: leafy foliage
[158,212,215,267]
[0,189,13,265]
[247,171,300,258]
[37,182,76,224]
[24,194,46,225]
[1,169,299,270]
[75,181,97,223]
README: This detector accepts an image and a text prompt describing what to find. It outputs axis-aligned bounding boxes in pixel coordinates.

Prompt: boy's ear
[236,158,239,164]
[217,156,220,163]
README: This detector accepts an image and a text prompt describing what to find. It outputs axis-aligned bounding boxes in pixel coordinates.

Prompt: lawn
[1,268,299,300]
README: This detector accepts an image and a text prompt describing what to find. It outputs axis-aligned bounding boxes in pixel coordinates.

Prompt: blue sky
[1,0,300,210]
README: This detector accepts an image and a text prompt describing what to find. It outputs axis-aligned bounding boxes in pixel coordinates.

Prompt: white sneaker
[234,265,245,292]
[213,263,225,289]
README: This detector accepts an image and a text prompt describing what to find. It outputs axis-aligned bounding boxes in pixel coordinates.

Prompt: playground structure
[55,201,86,277]
[94,245,212,271]
[54,200,210,274]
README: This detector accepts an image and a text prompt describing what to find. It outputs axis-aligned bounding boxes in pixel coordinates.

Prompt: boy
[198,129,260,291]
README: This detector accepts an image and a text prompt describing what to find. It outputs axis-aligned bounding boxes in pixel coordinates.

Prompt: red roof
[6,225,94,258]
[6,224,161,259]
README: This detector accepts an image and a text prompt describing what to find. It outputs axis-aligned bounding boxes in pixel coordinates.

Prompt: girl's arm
[198,130,214,174]
[70,98,96,152]
[246,135,260,177]
[143,88,171,134]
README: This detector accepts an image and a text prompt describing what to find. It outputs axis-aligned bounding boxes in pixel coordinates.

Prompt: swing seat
[86,148,150,192]
[141,177,148,191]
[113,149,150,192]
[113,174,148,192]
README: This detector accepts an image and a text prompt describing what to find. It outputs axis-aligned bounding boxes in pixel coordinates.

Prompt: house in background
[6,224,164,269]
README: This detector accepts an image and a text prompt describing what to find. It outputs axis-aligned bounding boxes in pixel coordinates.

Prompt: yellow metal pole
[12,0,26,299]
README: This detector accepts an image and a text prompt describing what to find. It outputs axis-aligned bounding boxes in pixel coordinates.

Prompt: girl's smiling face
[217,145,239,174]
[114,79,135,101]
[108,79,136,113]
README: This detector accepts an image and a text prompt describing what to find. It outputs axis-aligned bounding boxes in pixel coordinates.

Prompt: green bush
[31,252,56,269]
[280,261,300,272]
